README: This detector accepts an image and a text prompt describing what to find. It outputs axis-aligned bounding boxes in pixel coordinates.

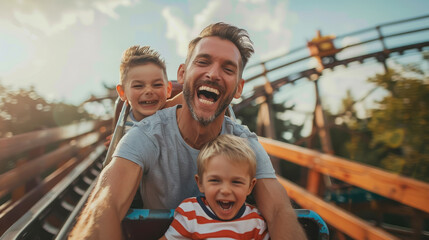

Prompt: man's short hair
[119,45,168,84]
[197,134,256,179]
[186,22,254,77]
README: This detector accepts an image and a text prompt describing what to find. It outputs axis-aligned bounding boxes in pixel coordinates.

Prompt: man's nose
[206,64,221,81]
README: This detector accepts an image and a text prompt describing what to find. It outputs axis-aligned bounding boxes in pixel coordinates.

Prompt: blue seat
[122,208,329,240]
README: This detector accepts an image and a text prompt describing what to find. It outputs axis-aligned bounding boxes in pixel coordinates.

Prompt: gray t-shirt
[113,105,276,209]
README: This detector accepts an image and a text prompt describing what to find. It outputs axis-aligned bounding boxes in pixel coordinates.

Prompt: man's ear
[234,78,245,99]
[247,178,257,195]
[177,64,186,85]
[166,81,172,98]
[116,84,127,101]
[195,174,204,193]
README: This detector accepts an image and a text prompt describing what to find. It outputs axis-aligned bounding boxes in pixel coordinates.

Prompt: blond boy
[161,134,269,240]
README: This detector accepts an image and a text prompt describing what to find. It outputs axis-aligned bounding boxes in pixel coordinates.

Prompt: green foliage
[0,82,92,138]
[347,63,429,182]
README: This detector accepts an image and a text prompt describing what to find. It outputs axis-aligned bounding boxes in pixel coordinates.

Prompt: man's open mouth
[217,200,234,210]
[197,86,219,104]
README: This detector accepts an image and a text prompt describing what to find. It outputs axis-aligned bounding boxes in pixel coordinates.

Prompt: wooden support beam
[0,120,110,162]
[0,145,100,236]
[0,157,80,235]
[259,137,429,214]
[306,169,321,195]
[277,176,399,240]
[0,132,100,198]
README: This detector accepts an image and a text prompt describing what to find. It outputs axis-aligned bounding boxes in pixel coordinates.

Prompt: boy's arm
[69,157,142,239]
[254,178,307,240]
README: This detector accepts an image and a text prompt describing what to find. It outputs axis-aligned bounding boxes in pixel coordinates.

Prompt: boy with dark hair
[117,45,172,122]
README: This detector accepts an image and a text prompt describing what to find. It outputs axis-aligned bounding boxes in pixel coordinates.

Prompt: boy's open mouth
[139,100,158,105]
[217,200,234,210]
[197,86,219,104]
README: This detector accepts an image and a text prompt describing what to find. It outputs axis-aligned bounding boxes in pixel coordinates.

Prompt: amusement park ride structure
[1,14,429,240]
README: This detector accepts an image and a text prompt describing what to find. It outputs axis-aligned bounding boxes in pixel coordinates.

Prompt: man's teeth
[199,99,214,105]
[198,86,219,95]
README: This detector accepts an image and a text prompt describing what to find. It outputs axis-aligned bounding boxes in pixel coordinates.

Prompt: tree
[346,61,429,182]
[0,82,92,138]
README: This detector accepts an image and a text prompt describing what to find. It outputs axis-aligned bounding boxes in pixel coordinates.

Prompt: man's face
[179,36,244,126]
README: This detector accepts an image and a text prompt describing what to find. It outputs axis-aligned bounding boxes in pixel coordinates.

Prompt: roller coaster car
[112,83,329,239]
[121,208,329,240]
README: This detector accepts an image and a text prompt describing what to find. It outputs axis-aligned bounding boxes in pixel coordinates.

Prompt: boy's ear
[166,81,172,98]
[233,78,245,99]
[247,178,257,195]
[195,174,204,193]
[177,64,186,85]
[116,84,127,101]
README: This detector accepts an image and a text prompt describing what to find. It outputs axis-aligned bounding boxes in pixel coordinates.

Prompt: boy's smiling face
[196,154,256,220]
[117,63,172,121]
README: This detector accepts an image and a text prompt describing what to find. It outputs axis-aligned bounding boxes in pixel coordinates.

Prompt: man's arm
[69,157,142,239]
[254,178,307,240]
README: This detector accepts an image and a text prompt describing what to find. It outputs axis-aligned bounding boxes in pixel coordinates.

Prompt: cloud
[13,8,94,36]
[238,0,267,3]
[336,36,369,60]
[94,0,134,19]
[161,7,191,57]
[161,0,293,62]
[1,0,137,36]
[192,0,228,35]
[162,0,233,58]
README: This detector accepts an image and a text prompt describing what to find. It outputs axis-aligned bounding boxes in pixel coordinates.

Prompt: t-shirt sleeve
[112,125,158,171]
[246,134,276,179]
[226,119,276,179]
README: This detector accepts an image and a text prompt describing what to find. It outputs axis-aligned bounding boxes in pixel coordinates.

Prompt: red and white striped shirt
[164,196,269,240]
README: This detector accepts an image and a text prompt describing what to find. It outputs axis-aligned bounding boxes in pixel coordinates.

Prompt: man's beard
[183,80,236,126]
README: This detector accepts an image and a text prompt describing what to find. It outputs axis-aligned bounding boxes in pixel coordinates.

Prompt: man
[70,22,306,239]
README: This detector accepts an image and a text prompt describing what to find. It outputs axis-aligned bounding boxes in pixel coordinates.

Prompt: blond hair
[197,134,256,179]
[186,22,254,78]
[119,45,167,84]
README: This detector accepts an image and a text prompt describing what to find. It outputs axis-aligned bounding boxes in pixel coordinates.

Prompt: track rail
[235,14,429,111]
[0,145,105,240]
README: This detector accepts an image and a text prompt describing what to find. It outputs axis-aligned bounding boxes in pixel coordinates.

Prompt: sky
[1,0,428,117]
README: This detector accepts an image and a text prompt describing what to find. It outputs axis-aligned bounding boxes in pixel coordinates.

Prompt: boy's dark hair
[185,22,254,77]
[120,45,168,84]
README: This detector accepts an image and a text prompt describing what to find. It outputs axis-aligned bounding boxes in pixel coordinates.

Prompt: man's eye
[132,85,143,88]
[225,68,235,74]
[232,181,244,185]
[208,179,219,183]
[153,83,164,87]
[195,60,208,65]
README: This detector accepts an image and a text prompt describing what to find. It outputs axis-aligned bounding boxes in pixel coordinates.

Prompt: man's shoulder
[224,117,255,138]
